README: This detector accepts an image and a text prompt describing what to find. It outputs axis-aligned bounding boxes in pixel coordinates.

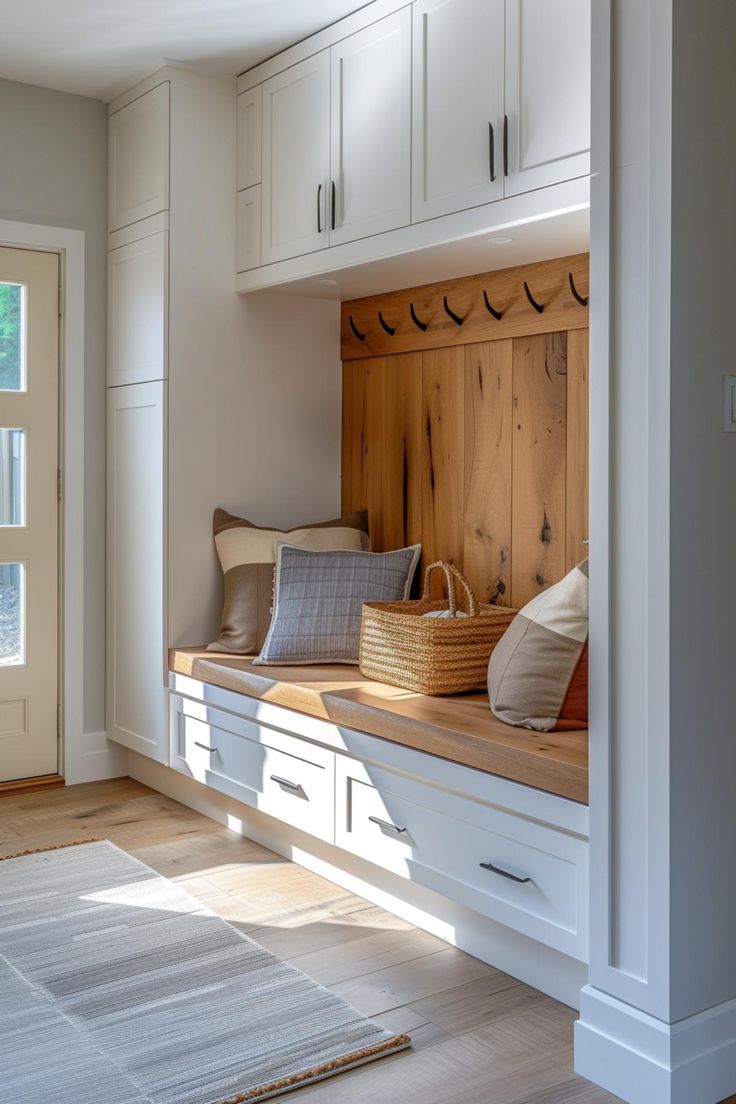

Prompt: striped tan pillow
[208,508,370,655]
[487,560,589,731]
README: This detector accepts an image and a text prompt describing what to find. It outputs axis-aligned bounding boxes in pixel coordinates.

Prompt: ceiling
[0,0,370,101]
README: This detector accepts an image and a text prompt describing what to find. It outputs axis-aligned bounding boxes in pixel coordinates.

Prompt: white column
[576,2,736,1102]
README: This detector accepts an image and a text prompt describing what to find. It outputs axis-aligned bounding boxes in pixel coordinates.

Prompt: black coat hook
[482,290,503,320]
[523,280,544,314]
[378,311,396,336]
[443,296,464,326]
[409,303,429,332]
[568,272,589,307]
[348,315,366,342]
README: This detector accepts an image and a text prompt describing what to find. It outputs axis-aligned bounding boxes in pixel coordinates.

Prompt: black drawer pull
[488,121,496,182]
[368,815,407,837]
[193,741,216,753]
[480,861,531,884]
[317,182,322,234]
[331,180,336,231]
[270,774,304,796]
[503,114,509,176]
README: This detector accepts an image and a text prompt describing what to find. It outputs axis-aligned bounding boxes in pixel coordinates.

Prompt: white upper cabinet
[412,0,505,222]
[330,8,411,245]
[504,0,591,196]
[235,0,591,287]
[237,84,262,191]
[108,83,170,232]
[107,230,168,387]
[261,52,330,264]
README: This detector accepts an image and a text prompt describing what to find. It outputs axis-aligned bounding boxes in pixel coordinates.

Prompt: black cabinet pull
[480,860,531,884]
[503,114,509,177]
[193,741,216,753]
[317,183,322,234]
[331,181,336,231]
[368,814,407,837]
[489,122,496,182]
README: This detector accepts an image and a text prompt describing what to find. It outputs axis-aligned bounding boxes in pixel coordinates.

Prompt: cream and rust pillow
[487,560,589,731]
[208,508,370,655]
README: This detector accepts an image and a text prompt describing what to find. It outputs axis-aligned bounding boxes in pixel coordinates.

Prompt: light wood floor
[0,778,623,1104]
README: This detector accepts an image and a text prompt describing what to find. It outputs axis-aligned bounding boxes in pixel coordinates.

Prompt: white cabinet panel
[237,85,262,190]
[107,382,167,762]
[412,0,505,222]
[261,52,330,264]
[236,186,262,272]
[170,695,335,843]
[336,756,588,960]
[504,0,591,196]
[108,83,170,232]
[107,230,168,387]
[330,8,411,245]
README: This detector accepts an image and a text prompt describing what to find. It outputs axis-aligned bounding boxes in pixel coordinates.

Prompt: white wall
[0,78,107,736]
[168,287,342,648]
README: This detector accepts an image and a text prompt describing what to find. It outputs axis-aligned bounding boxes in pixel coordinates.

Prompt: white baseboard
[575,984,736,1104]
[128,752,588,1010]
[64,731,128,784]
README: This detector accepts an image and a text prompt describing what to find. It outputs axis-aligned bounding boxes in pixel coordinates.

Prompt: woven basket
[359,561,517,696]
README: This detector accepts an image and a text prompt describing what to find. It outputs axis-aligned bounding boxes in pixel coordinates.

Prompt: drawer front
[170,697,334,843]
[336,758,588,960]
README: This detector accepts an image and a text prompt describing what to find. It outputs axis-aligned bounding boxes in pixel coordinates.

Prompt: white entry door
[0,247,59,782]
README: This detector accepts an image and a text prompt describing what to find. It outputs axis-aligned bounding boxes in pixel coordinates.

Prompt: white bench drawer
[170,695,334,843]
[335,757,588,960]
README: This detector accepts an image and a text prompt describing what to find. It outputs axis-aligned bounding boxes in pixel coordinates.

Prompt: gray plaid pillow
[254,543,421,666]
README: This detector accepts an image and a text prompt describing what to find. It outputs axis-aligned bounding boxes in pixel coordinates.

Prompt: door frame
[0,219,114,785]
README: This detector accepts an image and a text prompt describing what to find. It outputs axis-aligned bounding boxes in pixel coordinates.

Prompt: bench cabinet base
[165,677,589,987]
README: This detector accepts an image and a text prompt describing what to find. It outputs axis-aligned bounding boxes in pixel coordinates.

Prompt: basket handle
[421,561,480,618]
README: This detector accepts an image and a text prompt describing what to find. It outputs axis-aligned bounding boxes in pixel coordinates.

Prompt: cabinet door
[107,381,167,762]
[261,52,330,264]
[330,8,411,246]
[236,186,262,272]
[108,83,170,232]
[107,230,168,387]
[412,0,505,223]
[237,85,262,190]
[504,0,591,196]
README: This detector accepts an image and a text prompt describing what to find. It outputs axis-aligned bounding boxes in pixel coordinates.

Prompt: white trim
[128,751,588,1010]
[0,218,126,784]
[575,985,736,1104]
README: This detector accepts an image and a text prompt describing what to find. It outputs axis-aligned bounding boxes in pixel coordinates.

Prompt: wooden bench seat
[170,648,588,804]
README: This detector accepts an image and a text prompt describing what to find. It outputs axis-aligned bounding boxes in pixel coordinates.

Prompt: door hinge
[58,282,63,318]
[57,705,63,740]
[57,468,62,502]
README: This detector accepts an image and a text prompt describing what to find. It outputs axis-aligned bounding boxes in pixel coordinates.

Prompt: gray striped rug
[0,840,410,1103]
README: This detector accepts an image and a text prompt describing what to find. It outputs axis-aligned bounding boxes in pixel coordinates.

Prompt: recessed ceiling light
[487,236,513,244]
[319,278,337,285]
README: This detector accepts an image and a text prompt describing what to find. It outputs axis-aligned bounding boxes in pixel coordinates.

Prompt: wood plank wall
[341,256,589,610]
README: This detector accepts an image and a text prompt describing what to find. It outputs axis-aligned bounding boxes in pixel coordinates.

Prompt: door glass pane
[0,283,25,392]
[0,562,24,666]
[0,429,25,526]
